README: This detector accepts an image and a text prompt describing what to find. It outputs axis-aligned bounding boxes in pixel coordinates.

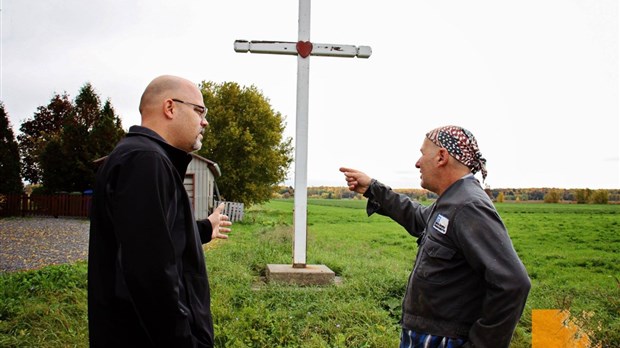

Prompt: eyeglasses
[172,99,208,120]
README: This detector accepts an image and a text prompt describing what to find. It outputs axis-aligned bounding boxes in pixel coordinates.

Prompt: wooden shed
[185,153,221,220]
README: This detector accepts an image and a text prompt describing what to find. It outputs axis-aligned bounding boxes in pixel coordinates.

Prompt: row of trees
[0,83,125,193]
[0,84,125,195]
[274,186,618,204]
[493,188,616,204]
[0,81,293,206]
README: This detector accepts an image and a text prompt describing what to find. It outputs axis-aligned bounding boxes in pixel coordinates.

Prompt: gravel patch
[0,217,90,272]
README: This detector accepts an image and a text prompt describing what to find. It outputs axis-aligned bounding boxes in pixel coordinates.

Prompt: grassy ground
[0,199,618,347]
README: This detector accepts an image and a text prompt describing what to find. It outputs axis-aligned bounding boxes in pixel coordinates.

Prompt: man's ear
[163,99,175,119]
[437,148,450,167]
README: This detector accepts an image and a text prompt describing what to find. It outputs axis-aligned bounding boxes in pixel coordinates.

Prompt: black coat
[88,126,215,347]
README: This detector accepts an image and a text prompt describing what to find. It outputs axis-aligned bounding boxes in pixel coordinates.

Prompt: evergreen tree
[90,99,125,160]
[60,119,92,192]
[73,82,101,130]
[39,137,67,193]
[54,82,102,191]
[0,103,24,193]
[24,83,124,192]
[18,93,73,183]
[41,83,124,192]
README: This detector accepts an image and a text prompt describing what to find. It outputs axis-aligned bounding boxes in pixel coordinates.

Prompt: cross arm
[234,40,298,56]
[234,40,371,58]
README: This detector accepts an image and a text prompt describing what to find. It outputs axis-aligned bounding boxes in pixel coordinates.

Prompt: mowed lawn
[1,199,619,347]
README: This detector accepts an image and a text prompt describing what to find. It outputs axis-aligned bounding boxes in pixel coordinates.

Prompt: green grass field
[1,199,619,347]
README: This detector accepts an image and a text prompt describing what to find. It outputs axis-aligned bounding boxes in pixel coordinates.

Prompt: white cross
[234,0,371,268]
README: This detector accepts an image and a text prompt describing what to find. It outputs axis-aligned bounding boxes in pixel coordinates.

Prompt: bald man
[340,126,530,348]
[88,75,231,347]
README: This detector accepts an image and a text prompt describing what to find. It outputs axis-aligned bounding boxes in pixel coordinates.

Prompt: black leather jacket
[364,176,530,348]
[88,126,214,347]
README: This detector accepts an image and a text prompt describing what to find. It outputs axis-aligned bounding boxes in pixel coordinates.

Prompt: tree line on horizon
[0,81,293,206]
[274,186,618,204]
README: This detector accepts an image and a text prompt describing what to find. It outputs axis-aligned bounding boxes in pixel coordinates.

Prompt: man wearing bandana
[340,126,530,348]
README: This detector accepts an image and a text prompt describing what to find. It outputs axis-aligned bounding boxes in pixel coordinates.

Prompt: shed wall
[186,158,216,220]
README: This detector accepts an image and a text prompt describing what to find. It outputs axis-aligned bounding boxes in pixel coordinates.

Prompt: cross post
[234,0,371,269]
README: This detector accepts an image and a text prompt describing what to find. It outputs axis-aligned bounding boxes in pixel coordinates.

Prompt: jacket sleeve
[109,151,194,347]
[197,219,213,244]
[453,202,531,348]
[364,179,430,237]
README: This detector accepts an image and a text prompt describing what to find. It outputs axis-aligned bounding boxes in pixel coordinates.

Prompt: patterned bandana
[426,125,488,181]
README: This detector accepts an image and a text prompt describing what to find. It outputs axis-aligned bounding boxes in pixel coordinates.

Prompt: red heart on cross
[296,41,313,58]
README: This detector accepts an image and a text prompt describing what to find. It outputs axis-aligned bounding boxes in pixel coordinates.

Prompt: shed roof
[190,153,221,178]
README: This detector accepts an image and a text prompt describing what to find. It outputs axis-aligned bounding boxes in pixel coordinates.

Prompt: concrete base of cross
[266,264,335,286]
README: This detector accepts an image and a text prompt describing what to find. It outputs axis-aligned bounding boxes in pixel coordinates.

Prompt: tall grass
[0,200,618,347]
[0,263,88,347]
[497,202,620,346]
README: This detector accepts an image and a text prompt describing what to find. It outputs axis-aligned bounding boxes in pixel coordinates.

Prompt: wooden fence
[0,195,244,222]
[0,194,92,218]
[215,201,244,222]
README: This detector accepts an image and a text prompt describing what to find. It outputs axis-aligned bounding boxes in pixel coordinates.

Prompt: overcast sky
[2,0,618,189]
